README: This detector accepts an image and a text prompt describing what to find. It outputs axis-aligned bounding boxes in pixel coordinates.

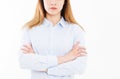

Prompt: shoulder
[73,24,84,31]
[22,26,30,33]
[67,23,85,34]
[21,26,33,36]
[22,25,40,33]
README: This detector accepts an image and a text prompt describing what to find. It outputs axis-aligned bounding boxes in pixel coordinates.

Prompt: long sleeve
[18,28,58,71]
[47,25,88,76]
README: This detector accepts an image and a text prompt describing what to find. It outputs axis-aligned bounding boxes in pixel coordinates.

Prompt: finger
[21,48,29,54]
[80,46,86,50]
[23,44,31,49]
[77,52,87,57]
[81,51,87,54]
[74,46,82,51]
[26,44,32,49]
[80,52,87,56]
[78,50,87,54]
[74,44,86,51]
[21,46,29,52]
[21,49,34,54]
[77,46,86,51]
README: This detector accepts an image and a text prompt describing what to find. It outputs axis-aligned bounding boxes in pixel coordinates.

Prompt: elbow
[78,66,87,75]
[18,54,35,69]
[76,56,88,75]
[18,55,48,71]
[18,56,28,69]
[18,54,33,69]
[18,53,30,69]
[78,61,87,75]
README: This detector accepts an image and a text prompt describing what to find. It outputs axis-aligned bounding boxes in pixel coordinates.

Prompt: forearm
[34,55,75,72]
[58,56,69,65]
[57,55,75,65]
[20,40,86,72]
[19,53,58,71]
[47,56,88,76]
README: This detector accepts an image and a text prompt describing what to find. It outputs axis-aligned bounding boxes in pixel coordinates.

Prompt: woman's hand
[65,42,87,61]
[21,43,34,54]
[58,42,87,64]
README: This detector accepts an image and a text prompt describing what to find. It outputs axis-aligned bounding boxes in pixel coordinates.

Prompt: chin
[49,12,60,16]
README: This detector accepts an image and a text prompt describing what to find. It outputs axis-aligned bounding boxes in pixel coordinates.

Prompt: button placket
[49,26,55,55]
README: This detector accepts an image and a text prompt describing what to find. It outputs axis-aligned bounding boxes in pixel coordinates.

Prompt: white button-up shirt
[19,17,87,79]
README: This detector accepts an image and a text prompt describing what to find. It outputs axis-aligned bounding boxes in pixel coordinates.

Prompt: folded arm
[47,25,88,76]
[20,41,86,72]
[18,28,59,71]
[19,26,87,74]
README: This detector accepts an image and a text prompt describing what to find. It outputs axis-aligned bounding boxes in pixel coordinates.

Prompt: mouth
[50,7,57,10]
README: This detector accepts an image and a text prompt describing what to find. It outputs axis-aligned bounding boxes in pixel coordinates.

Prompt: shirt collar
[58,17,66,28]
[43,17,66,28]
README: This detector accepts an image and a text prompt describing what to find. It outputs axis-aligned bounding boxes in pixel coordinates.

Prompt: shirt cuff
[47,68,54,76]
[47,56,58,67]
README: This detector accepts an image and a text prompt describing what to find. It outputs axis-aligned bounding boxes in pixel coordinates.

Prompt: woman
[19,0,87,79]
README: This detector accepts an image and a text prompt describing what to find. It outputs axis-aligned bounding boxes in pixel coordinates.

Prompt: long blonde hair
[24,0,83,30]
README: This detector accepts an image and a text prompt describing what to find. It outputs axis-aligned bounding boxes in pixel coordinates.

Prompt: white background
[0,0,120,79]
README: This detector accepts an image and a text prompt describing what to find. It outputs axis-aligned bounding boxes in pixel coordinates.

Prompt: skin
[21,0,87,72]
[21,42,87,64]
[44,0,65,26]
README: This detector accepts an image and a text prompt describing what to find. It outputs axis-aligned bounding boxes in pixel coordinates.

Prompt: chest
[29,27,74,56]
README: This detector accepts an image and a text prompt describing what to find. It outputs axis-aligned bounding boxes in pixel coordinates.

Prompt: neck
[46,13,61,26]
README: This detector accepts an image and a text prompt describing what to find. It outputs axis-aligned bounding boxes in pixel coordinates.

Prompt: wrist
[64,54,73,62]
[58,56,67,64]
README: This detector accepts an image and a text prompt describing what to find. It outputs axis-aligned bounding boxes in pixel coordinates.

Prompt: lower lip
[50,8,57,10]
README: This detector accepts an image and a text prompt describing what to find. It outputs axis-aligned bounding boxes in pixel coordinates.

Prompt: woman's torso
[28,18,79,79]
